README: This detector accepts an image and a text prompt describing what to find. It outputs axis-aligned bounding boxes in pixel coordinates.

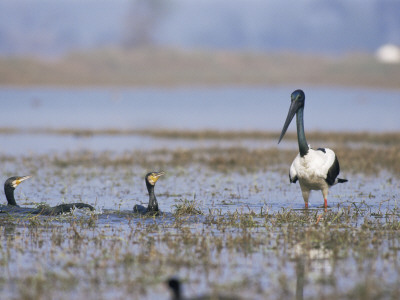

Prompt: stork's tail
[336,178,348,184]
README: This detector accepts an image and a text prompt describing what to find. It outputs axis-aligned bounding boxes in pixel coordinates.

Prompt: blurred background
[1,0,400,86]
[0,0,399,56]
[0,0,399,133]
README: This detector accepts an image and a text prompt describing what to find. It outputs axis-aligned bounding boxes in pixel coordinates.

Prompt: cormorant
[278,89,348,209]
[167,278,239,300]
[133,171,164,215]
[1,175,94,215]
[168,278,182,300]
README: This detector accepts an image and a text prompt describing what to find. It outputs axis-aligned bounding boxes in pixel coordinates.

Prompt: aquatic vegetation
[0,130,399,299]
[2,144,397,177]
[1,205,400,299]
[173,198,203,216]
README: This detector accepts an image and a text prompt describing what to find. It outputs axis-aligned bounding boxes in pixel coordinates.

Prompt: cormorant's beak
[149,171,165,184]
[278,100,301,144]
[155,171,165,179]
[11,175,31,188]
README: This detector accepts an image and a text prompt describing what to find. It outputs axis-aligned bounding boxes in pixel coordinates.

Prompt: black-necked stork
[278,89,347,209]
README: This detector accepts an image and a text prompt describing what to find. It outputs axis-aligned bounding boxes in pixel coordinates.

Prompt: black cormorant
[168,278,182,300]
[1,175,94,215]
[133,171,164,215]
[167,278,239,300]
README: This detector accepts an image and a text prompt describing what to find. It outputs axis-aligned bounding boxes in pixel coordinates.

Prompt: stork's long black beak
[278,100,301,143]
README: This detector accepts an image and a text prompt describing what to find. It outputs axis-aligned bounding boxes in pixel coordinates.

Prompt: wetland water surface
[0,86,399,131]
[0,87,399,299]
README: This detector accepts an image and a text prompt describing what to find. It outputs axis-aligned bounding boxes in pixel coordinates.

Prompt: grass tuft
[173,198,203,216]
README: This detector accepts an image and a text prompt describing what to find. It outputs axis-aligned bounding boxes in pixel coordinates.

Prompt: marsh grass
[35,202,51,210]
[1,130,399,174]
[2,205,400,299]
[173,198,203,216]
[1,48,400,89]
[21,144,397,176]
[1,129,399,299]
[4,128,400,145]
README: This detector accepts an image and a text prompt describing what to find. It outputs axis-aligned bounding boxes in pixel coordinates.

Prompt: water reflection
[295,258,305,300]
[3,223,17,237]
[292,236,335,300]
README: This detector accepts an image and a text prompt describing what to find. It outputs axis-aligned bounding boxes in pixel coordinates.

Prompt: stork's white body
[279,89,347,208]
[289,148,339,207]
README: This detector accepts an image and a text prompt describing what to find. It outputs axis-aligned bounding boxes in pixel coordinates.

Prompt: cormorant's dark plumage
[4,176,28,206]
[166,277,239,300]
[133,171,164,216]
[168,278,182,300]
[1,176,94,215]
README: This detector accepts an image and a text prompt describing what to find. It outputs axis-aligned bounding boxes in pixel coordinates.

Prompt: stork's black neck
[296,107,309,157]
[4,185,18,206]
[146,181,158,212]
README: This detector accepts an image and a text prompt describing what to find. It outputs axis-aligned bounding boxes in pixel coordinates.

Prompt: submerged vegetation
[1,205,400,300]
[0,129,399,299]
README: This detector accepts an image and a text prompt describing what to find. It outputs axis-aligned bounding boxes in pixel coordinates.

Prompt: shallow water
[0,86,399,131]
[0,86,399,299]
[0,132,290,156]
[7,162,398,217]
[1,168,400,300]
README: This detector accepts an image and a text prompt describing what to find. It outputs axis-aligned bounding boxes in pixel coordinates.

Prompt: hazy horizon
[0,0,399,57]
